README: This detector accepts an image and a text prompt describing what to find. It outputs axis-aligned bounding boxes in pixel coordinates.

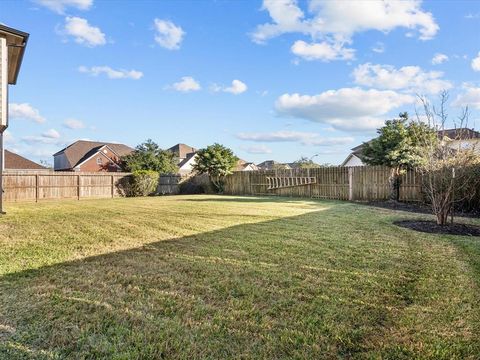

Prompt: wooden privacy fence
[224,166,422,202]
[157,174,182,195]
[2,171,131,202]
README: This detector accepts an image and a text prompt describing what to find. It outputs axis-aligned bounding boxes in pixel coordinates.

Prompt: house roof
[0,24,29,85]
[235,161,258,171]
[168,143,197,159]
[53,140,134,169]
[340,153,362,166]
[4,149,46,170]
[437,128,480,140]
[350,128,480,156]
[257,160,291,170]
[178,152,196,169]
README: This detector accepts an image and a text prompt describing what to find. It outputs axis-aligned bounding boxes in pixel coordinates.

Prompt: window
[96,157,103,165]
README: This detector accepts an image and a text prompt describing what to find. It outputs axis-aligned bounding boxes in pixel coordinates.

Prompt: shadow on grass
[0,206,479,359]
[178,195,334,204]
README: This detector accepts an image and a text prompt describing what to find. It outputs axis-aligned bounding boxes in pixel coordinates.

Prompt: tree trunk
[388,170,401,202]
[210,176,224,194]
[436,208,449,226]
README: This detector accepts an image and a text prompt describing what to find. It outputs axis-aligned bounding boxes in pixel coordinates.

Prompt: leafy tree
[192,143,238,193]
[121,139,178,174]
[293,157,320,169]
[362,112,436,201]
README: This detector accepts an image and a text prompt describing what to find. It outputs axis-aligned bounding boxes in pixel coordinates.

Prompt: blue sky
[1,0,480,165]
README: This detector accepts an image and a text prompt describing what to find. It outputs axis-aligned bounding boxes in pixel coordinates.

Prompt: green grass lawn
[0,195,479,359]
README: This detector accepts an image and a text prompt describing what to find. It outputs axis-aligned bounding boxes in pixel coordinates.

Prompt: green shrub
[129,170,159,197]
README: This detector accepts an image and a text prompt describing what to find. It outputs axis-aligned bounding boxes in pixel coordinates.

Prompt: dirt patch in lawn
[394,220,480,236]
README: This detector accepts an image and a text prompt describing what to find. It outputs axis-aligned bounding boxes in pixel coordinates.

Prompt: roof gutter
[0,24,29,85]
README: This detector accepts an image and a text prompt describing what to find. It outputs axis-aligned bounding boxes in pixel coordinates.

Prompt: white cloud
[9,103,46,123]
[471,52,480,72]
[452,86,480,109]
[63,118,85,129]
[35,0,93,14]
[153,19,185,50]
[22,135,65,145]
[225,80,248,94]
[291,40,354,61]
[275,88,414,131]
[170,76,201,92]
[352,63,452,94]
[212,80,248,95]
[465,13,480,19]
[241,145,273,154]
[371,42,385,53]
[42,129,61,139]
[431,53,448,65]
[63,16,106,47]
[252,0,438,56]
[237,131,354,146]
[78,65,143,79]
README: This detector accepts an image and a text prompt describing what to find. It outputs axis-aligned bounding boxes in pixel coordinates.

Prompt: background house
[341,128,480,166]
[235,160,259,171]
[53,140,133,172]
[168,144,197,162]
[4,149,48,171]
[177,152,197,175]
[341,144,367,166]
[168,143,197,175]
[257,160,291,170]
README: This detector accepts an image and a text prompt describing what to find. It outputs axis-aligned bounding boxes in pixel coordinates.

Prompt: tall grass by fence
[224,166,422,202]
[2,171,131,202]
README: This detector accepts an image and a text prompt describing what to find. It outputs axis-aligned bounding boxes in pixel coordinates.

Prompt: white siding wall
[0,37,7,128]
[178,155,197,175]
[343,154,365,167]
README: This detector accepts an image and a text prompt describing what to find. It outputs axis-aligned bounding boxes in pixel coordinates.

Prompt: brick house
[53,140,133,172]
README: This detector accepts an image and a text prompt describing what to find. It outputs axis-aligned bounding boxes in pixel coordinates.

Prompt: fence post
[111,175,114,198]
[35,174,39,202]
[348,167,353,201]
[77,174,81,200]
[307,168,312,198]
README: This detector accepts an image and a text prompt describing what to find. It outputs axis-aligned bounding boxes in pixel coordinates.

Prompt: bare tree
[414,91,480,225]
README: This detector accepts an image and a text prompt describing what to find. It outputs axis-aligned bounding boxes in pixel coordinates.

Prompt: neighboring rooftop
[168,143,197,159]
[257,160,291,170]
[350,128,480,155]
[4,149,46,170]
[437,128,480,140]
[235,160,258,171]
[53,140,134,169]
[178,152,196,168]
